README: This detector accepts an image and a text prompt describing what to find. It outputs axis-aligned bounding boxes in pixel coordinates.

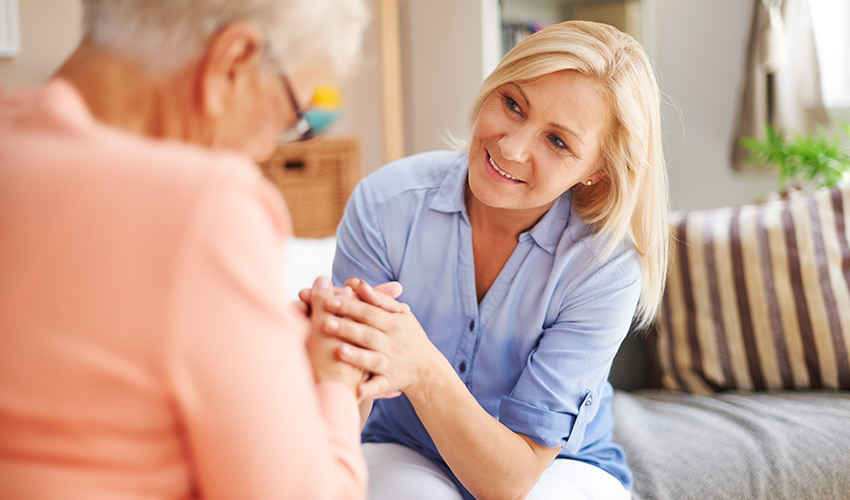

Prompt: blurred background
[1,0,848,211]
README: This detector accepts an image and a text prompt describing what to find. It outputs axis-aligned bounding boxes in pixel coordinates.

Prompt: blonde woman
[312,21,668,500]
[0,1,373,498]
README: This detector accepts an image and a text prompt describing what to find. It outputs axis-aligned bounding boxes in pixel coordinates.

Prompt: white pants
[362,442,632,500]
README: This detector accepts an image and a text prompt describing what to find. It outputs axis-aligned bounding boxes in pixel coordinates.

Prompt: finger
[291,299,309,315]
[303,285,347,304]
[296,289,314,316]
[374,389,402,399]
[344,277,363,290]
[356,281,410,314]
[308,287,340,321]
[374,281,403,299]
[324,316,385,352]
[358,376,395,400]
[327,295,392,330]
[313,275,332,289]
[336,342,389,375]
[345,277,404,302]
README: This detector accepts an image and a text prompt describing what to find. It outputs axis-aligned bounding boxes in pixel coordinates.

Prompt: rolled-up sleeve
[499,250,641,453]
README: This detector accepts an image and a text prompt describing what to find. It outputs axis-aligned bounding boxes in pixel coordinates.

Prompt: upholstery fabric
[653,182,850,394]
[613,390,850,500]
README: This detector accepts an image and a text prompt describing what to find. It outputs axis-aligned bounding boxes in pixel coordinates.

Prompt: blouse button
[459,361,468,373]
[468,319,475,331]
[585,396,593,406]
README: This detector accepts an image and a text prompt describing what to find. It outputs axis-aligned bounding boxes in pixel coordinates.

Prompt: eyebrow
[508,82,531,107]
[508,82,586,148]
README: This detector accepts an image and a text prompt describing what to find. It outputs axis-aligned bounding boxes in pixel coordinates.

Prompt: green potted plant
[741,123,850,197]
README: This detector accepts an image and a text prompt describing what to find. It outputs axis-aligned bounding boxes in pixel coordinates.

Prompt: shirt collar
[428,151,469,213]
[428,152,574,255]
[526,189,573,254]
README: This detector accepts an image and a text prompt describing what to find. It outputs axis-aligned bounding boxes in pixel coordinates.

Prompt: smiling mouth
[487,153,524,183]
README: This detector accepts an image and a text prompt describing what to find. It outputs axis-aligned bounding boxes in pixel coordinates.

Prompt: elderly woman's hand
[321,280,443,400]
[301,277,406,394]
[297,278,405,316]
[303,278,366,394]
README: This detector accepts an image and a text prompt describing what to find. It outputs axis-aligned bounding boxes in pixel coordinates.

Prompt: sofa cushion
[613,390,850,500]
[652,182,850,394]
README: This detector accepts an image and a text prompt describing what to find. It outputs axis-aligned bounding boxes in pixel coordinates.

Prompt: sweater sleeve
[165,162,366,500]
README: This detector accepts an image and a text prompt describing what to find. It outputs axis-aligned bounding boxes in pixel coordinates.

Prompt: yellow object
[310,85,344,110]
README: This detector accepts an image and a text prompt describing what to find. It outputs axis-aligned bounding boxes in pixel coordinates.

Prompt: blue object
[333,151,640,497]
[304,109,341,135]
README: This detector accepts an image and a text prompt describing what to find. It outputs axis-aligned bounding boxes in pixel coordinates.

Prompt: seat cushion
[613,390,850,500]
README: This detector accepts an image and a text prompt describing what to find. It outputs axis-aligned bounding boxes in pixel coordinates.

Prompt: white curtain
[730,0,829,170]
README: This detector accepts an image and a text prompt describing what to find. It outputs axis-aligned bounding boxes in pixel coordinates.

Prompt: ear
[198,21,265,118]
[587,170,606,185]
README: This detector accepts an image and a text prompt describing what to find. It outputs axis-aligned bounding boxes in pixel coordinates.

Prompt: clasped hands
[299,276,438,401]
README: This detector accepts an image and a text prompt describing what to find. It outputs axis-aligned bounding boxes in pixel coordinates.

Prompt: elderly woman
[312,21,669,500]
[0,1,372,499]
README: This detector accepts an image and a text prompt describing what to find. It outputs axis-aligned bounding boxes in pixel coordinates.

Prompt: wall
[0,0,81,89]
[0,0,385,178]
[645,0,776,210]
[0,0,786,211]
[397,0,497,156]
[394,1,780,210]
[501,0,565,25]
[328,0,383,178]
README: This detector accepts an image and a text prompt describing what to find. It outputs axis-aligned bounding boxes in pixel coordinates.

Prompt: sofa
[283,180,850,500]
[608,180,850,500]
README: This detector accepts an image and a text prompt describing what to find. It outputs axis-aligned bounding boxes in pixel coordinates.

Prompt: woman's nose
[498,127,532,165]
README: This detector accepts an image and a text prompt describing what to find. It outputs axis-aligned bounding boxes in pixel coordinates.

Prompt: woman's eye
[548,134,569,151]
[502,94,521,115]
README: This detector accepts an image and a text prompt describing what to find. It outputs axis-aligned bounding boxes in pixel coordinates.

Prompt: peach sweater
[0,80,366,499]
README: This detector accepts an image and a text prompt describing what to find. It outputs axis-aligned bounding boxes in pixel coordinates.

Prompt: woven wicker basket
[259,138,360,238]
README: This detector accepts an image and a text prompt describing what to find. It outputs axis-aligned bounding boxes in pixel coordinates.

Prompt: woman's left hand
[322,280,442,399]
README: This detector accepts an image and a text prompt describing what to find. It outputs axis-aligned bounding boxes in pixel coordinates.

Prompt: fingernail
[325,318,339,332]
[327,298,341,310]
[339,344,352,358]
[315,276,331,289]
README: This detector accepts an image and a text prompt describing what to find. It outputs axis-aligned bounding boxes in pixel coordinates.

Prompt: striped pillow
[653,182,850,394]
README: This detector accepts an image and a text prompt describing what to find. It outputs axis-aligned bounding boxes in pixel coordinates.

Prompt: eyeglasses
[279,74,314,143]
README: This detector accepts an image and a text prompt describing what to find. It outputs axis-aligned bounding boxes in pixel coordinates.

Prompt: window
[809,0,850,121]
[0,0,21,58]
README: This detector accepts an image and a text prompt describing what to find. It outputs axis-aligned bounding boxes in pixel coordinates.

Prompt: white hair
[81,0,369,77]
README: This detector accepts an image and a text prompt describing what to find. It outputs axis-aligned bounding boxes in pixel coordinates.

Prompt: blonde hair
[81,0,368,77]
[470,21,669,328]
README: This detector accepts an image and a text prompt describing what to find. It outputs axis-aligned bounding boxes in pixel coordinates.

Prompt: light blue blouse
[333,151,640,496]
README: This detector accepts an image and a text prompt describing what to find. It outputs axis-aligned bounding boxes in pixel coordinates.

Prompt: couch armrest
[609,330,655,391]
